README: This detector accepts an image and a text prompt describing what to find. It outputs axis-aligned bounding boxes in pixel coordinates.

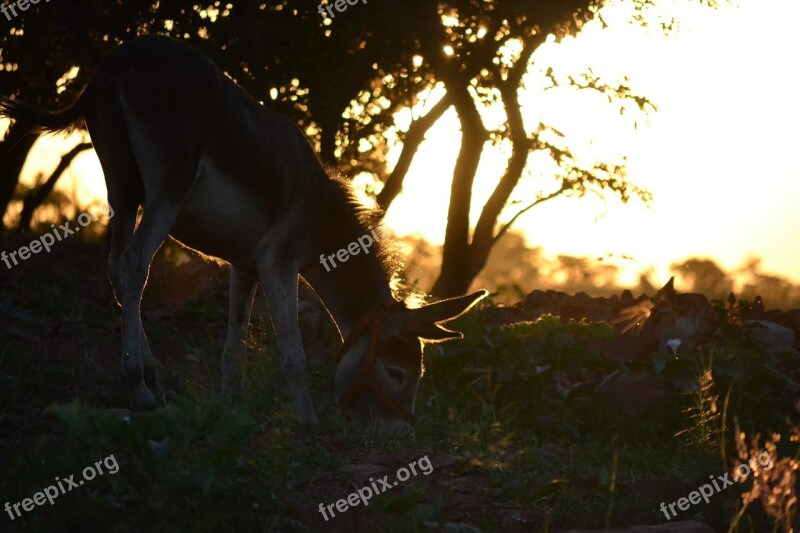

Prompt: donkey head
[335,290,487,434]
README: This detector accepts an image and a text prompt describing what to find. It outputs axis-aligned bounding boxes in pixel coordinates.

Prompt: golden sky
[7,0,800,286]
[385,0,800,285]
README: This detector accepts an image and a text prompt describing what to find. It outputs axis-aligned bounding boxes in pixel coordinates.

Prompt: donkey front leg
[259,266,318,426]
[220,267,259,399]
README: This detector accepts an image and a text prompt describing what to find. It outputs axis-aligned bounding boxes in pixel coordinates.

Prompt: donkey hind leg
[86,110,168,405]
[259,265,318,426]
[111,207,167,405]
[104,172,166,405]
[116,200,182,409]
[138,328,166,405]
[220,267,259,399]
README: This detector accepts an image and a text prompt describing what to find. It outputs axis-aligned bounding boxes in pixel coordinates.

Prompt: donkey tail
[0,95,87,136]
[0,60,115,135]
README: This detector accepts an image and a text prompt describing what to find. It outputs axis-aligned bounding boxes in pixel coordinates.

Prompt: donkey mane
[322,168,399,288]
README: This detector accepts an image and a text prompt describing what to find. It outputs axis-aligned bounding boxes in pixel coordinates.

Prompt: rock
[497,506,547,531]
[777,309,800,350]
[747,320,798,355]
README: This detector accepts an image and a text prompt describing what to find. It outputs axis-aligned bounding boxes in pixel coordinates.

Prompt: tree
[672,258,733,298]
[0,1,424,229]
[1,0,722,297]
[347,0,721,296]
[393,0,663,296]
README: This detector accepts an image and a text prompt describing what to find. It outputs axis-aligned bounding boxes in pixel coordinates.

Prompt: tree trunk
[0,122,38,234]
[466,80,533,286]
[431,34,544,297]
[430,86,487,297]
[461,108,527,292]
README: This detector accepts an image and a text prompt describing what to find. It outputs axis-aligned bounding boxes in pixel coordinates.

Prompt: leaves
[34,396,263,528]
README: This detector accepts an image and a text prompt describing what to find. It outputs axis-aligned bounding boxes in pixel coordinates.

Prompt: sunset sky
[385,0,800,286]
[7,0,800,287]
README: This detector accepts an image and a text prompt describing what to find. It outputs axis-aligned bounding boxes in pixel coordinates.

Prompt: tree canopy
[0,0,723,295]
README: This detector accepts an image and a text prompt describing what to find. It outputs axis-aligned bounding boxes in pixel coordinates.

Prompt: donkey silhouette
[0,36,485,434]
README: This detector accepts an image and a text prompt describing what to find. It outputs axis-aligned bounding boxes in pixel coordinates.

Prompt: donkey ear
[410,289,488,324]
[402,320,463,341]
[656,277,677,303]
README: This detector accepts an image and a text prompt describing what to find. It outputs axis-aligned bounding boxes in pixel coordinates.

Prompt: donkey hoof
[221,380,242,402]
[130,387,157,411]
[154,387,167,406]
[221,389,241,404]
[298,412,319,429]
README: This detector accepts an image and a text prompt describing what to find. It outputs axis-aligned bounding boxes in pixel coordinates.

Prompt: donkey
[0,35,486,433]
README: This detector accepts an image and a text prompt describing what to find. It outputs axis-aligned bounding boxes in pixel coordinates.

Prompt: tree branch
[376,92,453,211]
[492,183,569,244]
[471,33,544,265]
[17,142,93,232]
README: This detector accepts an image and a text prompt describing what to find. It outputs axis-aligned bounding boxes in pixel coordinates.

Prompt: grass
[1,237,799,531]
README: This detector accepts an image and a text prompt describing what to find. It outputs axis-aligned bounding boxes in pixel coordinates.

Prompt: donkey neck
[301,204,395,339]
[298,173,396,337]
[303,246,393,339]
